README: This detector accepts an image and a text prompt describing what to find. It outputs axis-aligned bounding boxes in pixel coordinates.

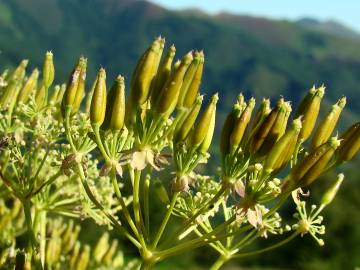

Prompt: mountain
[0,1,359,269]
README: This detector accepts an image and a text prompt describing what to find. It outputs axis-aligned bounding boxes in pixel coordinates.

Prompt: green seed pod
[263,117,302,174]
[199,104,216,153]
[46,237,62,267]
[102,75,126,131]
[56,83,66,104]
[71,57,87,114]
[49,85,61,104]
[172,59,181,73]
[76,245,90,270]
[17,68,39,104]
[220,109,237,156]
[61,58,83,118]
[130,37,162,107]
[42,51,55,88]
[251,98,271,131]
[93,232,110,263]
[174,95,203,143]
[155,52,193,116]
[0,79,20,109]
[35,84,47,107]
[154,179,170,204]
[90,68,107,125]
[336,122,360,162]
[183,51,205,108]
[191,93,218,147]
[291,136,340,187]
[151,44,176,106]
[85,78,97,114]
[70,242,81,269]
[311,97,346,149]
[250,98,287,155]
[103,240,118,266]
[177,51,201,108]
[230,97,255,148]
[11,59,28,81]
[295,85,325,141]
[321,173,344,206]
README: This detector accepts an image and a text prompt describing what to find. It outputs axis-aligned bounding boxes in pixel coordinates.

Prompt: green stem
[232,231,300,259]
[210,255,229,270]
[152,192,179,248]
[39,211,47,267]
[92,124,111,162]
[144,172,151,238]
[133,169,144,237]
[64,108,76,151]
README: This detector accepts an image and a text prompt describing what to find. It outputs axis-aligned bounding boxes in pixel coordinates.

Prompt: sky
[148,0,360,32]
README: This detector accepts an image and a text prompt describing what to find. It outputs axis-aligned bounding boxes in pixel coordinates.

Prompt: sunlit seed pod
[11,59,28,81]
[336,122,360,162]
[46,237,62,267]
[151,44,176,106]
[17,68,39,104]
[311,97,346,149]
[155,52,193,116]
[295,85,325,141]
[251,98,271,131]
[130,37,162,107]
[101,75,125,131]
[177,51,201,108]
[229,97,255,148]
[56,83,66,104]
[70,242,81,269]
[279,101,292,137]
[199,103,216,153]
[154,179,170,204]
[75,245,90,270]
[71,57,87,114]
[61,59,83,118]
[42,51,55,88]
[183,50,205,108]
[35,84,47,107]
[250,98,284,155]
[90,68,107,125]
[148,37,165,95]
[291,136,340,187]
[321,173,344,206]
[85,78,97,114]
[49,85,60,104]
[103,240,118,266]
[93,232,110,263]
[191,93,218,147]
[0,79,20,109]
[112,251,125,268]
[174,95,203,143]
[263,117,302,174]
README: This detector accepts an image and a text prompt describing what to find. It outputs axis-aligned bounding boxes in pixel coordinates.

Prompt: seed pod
[251,98,271,131]
[151,44,176,106]
[336,122,360,162]
[311,97,346,149]
[291,136,340,188]
[177,51,201,108]
[61,58,83,118]
[263,117,302,174]
[17,68,39,104]
[130,37,162,107]
[85,78,97,114]
[11,59,28,81]
[183,50,204,108]
[0,79,20,109]
[49,85,60,104]
[56,83,66,104]
[76,245,90,270]
[46,237,62,267]
[102,75,125,131]
[191,93,218,147]
[155,52,193,116]
[103,240,119,266]
[42,51,55,88]
[71,57,87,114]
[199,104,216,153]
[250,98,288,155]
[90,68,107,125]
[229,98,255,148]
[154,179,170,204]
[174,95,203,143]
[321,173,344,206]
[220,109,237,156]
[295,85,325,141]
[172,59,181,73]
[93,232,109,263]
[70,242,81,269]
[35,85,47,107]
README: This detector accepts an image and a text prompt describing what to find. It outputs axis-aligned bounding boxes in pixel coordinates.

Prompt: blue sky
[148,0,360,32]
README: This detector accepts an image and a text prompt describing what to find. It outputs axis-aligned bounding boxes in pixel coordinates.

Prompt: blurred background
[0,0,359,269]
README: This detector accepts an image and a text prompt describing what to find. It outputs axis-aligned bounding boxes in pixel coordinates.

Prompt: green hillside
[0,0,359,269]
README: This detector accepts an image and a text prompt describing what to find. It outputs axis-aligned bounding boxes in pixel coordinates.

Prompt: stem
[144,172,151,238]
[92,124,111,162]
[152,192,179,248]
[133,169,144,236]
[210,255,228,270]
[232,231,300,258]
[64,108,76,151]
[39,211,46,267]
